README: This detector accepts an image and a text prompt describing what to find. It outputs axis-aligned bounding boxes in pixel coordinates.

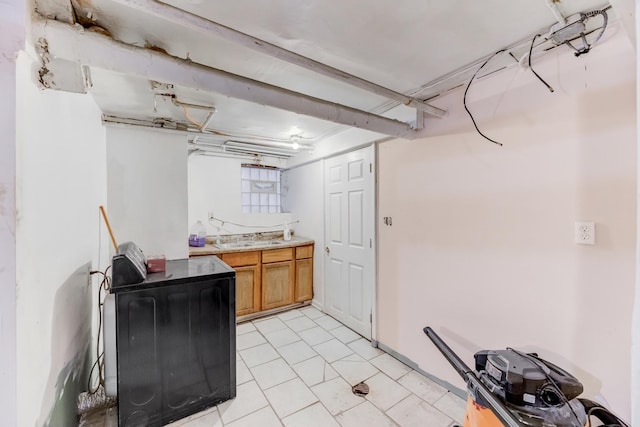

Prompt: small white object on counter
[283,223,292,241]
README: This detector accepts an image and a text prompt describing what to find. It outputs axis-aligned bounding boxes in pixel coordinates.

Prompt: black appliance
[111,255,236,427]
[473,349,583,408]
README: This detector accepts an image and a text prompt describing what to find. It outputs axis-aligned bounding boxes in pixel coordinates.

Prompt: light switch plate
[575,222,595,245]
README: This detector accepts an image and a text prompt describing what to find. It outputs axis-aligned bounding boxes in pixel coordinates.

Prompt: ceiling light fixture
[548,7,610,56]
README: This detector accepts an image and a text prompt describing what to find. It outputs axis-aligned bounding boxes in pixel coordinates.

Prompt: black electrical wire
[88,267,111,394]
[529,34,554,93]
[584,402,630,427]
[463,49,505,147]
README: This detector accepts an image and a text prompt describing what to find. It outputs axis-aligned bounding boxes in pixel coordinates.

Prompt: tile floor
[166,306,466,427]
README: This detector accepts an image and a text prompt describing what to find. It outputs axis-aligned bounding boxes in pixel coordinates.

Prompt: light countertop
[189,235,314,256]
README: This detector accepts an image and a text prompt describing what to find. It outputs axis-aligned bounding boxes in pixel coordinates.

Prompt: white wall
[282,162,325,306]
[107,126,188,259]
[377,30,636,419]
[0,2,24,425]
[15,51,108,426]
[634,7,640,427]
[188,154,292,236]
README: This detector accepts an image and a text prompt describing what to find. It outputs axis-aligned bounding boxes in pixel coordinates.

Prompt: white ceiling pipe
[109,0,446,118]
[544,0,567,25]
[35,18,430,140]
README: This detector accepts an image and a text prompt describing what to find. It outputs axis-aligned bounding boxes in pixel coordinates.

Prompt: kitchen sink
[214,239,286,249]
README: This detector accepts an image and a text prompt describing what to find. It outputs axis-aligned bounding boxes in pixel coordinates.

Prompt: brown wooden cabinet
[262,260,295,310]
[221,251,261,316]
[261,247,294,310]
[200,243,313,317]
[295,245,314,302]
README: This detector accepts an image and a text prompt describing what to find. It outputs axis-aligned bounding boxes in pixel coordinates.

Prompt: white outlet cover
[575,221,595,245]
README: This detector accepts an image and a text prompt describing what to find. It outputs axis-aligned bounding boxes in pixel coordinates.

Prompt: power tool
[423,327,629,427]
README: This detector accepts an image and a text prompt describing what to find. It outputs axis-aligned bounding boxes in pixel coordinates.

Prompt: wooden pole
[99,205,118,251]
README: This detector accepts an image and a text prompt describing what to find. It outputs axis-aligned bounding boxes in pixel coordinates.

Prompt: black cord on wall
[463,49,506,146]
[88,267,111,394]
[529,34,555,93]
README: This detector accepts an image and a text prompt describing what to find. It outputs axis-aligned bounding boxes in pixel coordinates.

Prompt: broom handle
[99,205,118,251]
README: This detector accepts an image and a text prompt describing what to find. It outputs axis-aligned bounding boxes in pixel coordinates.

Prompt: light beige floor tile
[189,409,222,427]
[292,355,339,387]
[370,353,411,380]
[236,357,253,385]
[433,391,467,424]
[250,358,297,390]
[217,381,269,424]
[335,401,396,427]
[298,326,334,346]
[397,370,448,403]
[277,340,318,365]
[174,408,223,427]
[310,377,364,415]
[254,317,289,334]
[264,378,319,418]
[364,372,411,411]
[282,402,340,427]
[331,353,379,385]
[313,339,353,363]
[239,343,280,367]
[300,306,324,319]
[228,308,464,427]
[236,322,257,335]
[225,406,283,427]
[329,325,361,344]
[278,309,305,321]
[387,394,453,427]
[348,338,384,360]
[165,406,219,426]
[236,330,267,350]
[264,327,301,348]
[314,315,342,331]
[285,315,317,332]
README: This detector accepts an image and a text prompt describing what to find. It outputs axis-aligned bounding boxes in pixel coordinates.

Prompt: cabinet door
[295,258,313,302]
[235,264,261,316]
[262,260,294,310]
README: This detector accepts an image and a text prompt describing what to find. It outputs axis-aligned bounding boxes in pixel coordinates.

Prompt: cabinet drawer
[262,248,293,263]
[221,251,260,267]
[295,245,313,259]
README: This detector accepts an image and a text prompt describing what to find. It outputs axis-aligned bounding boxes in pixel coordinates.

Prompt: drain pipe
[171,97,217,131]
[110,0,446,118]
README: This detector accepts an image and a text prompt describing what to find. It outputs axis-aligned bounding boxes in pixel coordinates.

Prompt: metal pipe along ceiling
[111,0,447,118]
[34,18,432,140]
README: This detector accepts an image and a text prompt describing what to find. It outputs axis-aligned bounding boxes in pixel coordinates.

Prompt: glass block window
[241,166,281,214]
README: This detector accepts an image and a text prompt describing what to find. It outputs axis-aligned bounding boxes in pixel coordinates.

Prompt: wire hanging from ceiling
[528,34,555,93]
[463,49,506,147]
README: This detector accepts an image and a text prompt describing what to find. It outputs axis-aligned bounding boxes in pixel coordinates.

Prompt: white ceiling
[37,0,617,154]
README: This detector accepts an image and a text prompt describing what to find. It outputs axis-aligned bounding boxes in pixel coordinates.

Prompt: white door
[324,145,375,339]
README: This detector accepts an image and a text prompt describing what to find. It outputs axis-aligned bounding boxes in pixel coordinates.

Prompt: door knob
[325,246,330,254]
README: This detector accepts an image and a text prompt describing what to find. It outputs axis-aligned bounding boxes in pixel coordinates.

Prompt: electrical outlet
[575,222,595,245]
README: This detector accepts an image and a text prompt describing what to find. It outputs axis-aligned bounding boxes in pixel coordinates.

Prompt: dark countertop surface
[112,256,235,293]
